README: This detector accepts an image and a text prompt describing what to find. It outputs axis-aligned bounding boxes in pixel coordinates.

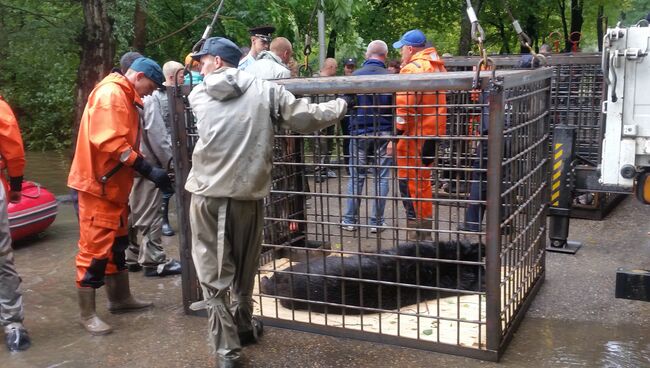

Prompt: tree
[132,0,147,52]
[72,0,116,151]
[568,0,584,51]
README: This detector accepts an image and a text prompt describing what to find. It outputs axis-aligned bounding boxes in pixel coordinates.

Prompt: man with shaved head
[341,40,394,233]
[318,58,338,77]
[245,37,293,80]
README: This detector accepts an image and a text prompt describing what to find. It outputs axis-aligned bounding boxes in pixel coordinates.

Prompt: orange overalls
[395,48,447,220]
[68,73,142,288]
[0,96,26,192]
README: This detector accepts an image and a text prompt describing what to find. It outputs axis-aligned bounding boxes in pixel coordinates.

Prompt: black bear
[260,240,485,314]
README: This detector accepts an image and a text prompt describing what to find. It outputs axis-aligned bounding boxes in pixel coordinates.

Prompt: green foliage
[0,1,81,150]
[2,0,650,150]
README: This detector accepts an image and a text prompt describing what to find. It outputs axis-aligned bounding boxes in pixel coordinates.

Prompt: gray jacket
[185,67,347,200]
[245,51,291,80]
[141,89,173,170]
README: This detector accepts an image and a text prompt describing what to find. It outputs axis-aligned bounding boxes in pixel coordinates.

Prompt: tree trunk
[520,13,539,53]
[72,0,116,154]
[497,20,510,54]
[597,5,605,51]
[458,0,484,56]
[326,28,336,59]
[458,2,472,56]
[132,0,147,52]
[558,0,569,52]
[567,0,584,52]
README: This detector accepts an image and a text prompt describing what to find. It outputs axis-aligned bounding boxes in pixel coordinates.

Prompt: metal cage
[168,68,552,361]
[444,53,626,219]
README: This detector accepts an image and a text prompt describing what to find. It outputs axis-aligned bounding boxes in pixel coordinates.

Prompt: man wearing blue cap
[390,29,447,241]
[68,56,174,336]
[187,36,347,367]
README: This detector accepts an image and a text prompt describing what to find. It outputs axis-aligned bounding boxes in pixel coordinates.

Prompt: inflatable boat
[7,181,58,241]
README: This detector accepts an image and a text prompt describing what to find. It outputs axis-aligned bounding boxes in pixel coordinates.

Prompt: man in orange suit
[392,29,447,241]
[0,96,30,351]
[68,57,174,336]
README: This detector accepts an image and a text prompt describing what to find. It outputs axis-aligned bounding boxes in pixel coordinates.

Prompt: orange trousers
[396,139,432,220]
[75,191,129,288]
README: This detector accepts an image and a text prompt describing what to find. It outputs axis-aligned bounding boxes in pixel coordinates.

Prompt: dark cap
[248,25,276,42]
[120,51,144,73]
[130,57,164,87]
[191,37,243,67]
[344,58,356,66]
[393,29,427,49]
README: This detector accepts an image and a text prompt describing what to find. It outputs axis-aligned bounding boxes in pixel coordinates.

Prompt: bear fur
[260,240,485,314]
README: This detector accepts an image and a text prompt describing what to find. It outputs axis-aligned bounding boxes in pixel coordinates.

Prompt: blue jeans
[342,133,392,226]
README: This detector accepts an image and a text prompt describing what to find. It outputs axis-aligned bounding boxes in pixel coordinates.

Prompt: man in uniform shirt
[237,25,275,71]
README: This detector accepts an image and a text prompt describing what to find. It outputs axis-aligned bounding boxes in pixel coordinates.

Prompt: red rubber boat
[7,181,58,241]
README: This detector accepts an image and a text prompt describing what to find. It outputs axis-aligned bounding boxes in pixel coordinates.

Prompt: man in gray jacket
[245,37,293,80]
[187,37,347,367]
[125,60,183,277]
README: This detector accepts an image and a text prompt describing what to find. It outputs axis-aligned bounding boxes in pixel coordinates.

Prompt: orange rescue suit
[68,73,142,288]
[0,97,25,193]
[395,47,447,220]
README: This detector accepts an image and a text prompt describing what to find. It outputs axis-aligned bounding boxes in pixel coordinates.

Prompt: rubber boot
[78,287,112,336]
[406,219,419,241]
[4,322,31,351]
[417,219,433,241]
[407,219,432,241]
[161,194,175,236]
[105,271,153,314]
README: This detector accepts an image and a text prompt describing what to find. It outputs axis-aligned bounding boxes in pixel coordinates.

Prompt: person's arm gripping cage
[0,97,25,202]
[271,83,348,133]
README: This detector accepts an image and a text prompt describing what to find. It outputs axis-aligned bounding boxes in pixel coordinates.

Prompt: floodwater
[1,152,649,367]
[23,150,71,196]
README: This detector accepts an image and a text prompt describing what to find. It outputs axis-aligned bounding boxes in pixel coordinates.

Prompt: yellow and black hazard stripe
[551,143,564,207]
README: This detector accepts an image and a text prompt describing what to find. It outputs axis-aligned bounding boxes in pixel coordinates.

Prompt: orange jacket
[68,73,142,204]
[395,47,447,137]
[0,96,25,192]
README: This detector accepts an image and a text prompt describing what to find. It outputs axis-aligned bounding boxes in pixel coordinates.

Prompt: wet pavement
[2,153,650,367]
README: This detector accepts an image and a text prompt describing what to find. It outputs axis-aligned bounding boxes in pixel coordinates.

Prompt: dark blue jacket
[348,59,393,135]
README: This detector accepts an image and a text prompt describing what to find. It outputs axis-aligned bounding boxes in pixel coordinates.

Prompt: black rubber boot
[217,355,241,368]
[4,323,31,351]
[161,195,175,237]
[238,317,263,346]
[144,259,182,277]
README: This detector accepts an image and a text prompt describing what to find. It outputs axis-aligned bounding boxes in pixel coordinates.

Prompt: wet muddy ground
[2,152,650,367]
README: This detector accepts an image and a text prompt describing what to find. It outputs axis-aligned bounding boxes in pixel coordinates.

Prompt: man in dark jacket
[341,40,394,233]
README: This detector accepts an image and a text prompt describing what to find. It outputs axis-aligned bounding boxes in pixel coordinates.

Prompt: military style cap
[344,58,356,66]
[191,37,243,67]
[249,25,276,42]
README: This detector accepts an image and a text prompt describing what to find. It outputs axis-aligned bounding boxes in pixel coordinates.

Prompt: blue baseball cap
[192,37,243,67]
[393,29,427,49]
[130,57,164,87]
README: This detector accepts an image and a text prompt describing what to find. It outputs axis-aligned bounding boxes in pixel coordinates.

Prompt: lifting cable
[177,0,226,90]
[466,0,495,88]
[299,0,320,77]
[191,0,226,53]
[500,0,547,67]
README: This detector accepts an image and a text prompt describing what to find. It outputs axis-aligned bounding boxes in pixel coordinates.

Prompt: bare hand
[8,191,21,203]
[386,142,393,156]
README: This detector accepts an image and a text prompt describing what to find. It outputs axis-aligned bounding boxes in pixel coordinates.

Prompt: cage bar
[169,68,553,361]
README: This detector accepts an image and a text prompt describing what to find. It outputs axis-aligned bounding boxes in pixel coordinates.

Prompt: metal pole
[317,0,325,71]
[485,79,505,352]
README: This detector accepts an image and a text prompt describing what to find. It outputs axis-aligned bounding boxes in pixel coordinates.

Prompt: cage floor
[254,257,487,349]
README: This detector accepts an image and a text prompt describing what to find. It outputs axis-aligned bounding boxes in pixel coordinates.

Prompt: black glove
[133,157,175,195]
